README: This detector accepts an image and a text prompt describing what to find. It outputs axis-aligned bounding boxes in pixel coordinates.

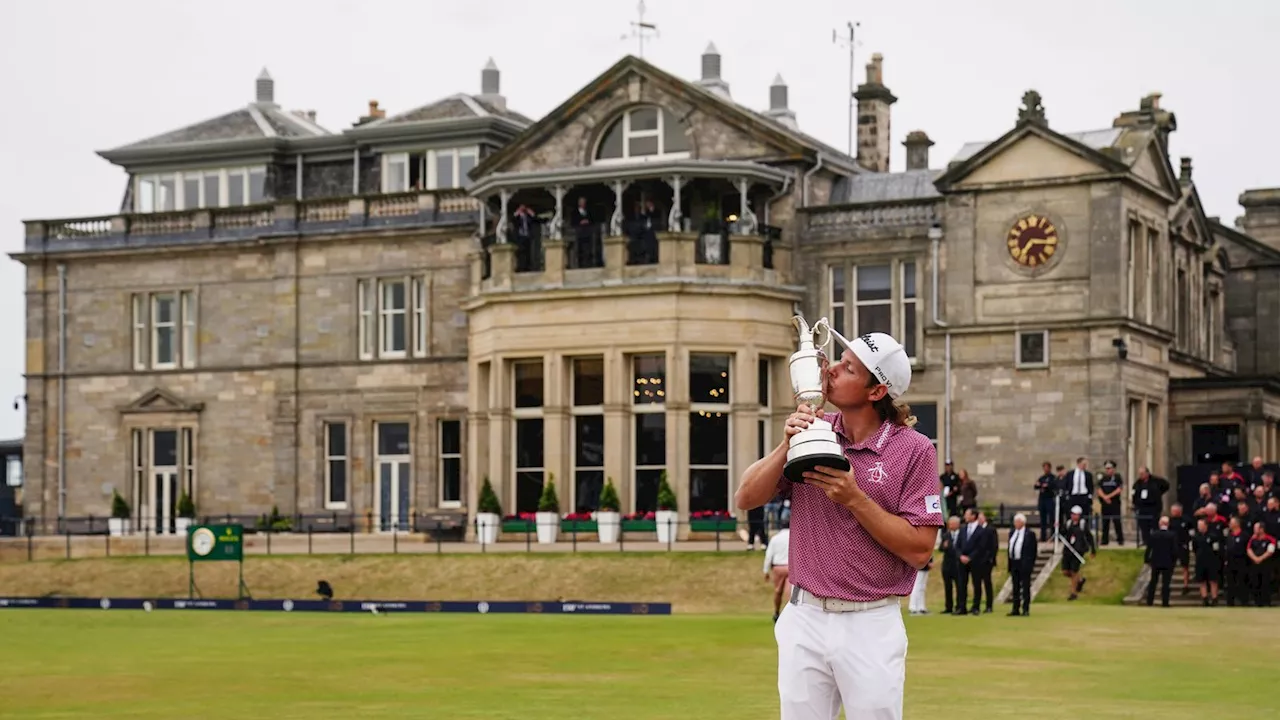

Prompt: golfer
[736,330,942,720]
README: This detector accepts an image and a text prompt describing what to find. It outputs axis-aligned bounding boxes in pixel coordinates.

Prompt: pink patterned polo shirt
[774,412,944,602]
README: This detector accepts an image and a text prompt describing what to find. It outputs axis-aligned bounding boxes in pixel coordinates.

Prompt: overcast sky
[1,0,1277,442]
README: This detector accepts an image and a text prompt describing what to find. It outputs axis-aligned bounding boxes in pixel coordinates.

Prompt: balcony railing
[22,190,483,254]
[472,224,788,295]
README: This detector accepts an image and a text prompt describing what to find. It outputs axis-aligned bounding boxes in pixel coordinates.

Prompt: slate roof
[830,168,942,205]
[363,93,533,128]
[110,100,331,151]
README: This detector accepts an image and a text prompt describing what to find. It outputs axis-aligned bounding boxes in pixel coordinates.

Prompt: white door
[149,469,178,535]
[375,422,412,532]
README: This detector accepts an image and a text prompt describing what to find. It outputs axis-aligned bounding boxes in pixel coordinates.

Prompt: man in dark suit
[970,511,998,614]
[1034,462,1057,542]
[1144,515,1177,607]
[954,508,981,617]
[1133,467,1171,547]
[1007,512,1038,616]
[1064,457,1094,532]
[939,516,962,614]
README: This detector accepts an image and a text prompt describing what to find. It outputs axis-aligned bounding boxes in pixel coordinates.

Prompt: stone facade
[13,48,1280,535]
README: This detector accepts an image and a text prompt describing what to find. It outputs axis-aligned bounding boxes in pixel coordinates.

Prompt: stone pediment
[119,387,205,415]
[469,55,857,181]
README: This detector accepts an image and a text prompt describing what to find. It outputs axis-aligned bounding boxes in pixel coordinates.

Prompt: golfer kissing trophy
[782,314,851,483]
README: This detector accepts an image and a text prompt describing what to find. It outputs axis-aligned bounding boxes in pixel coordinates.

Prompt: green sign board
[187,524,244,562]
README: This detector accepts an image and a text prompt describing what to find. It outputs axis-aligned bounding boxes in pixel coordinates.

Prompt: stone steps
[1123,564,1280,607]
[995,547,1057,605]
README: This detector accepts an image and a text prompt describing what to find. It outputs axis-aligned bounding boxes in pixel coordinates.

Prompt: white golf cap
[1070,505,1082,515]
[829,330,912,399]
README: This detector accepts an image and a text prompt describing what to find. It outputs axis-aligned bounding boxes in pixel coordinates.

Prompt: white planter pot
[175,517,193,535]
[596,511,621,544]
[655,510,678,544]
[535,512,559,544]
[475,512,500,545]
[108,518,129,537]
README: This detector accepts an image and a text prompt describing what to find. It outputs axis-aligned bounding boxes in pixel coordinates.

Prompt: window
[5,456,21,488]
[1207,289,1220,362]
[1127,400,1140,489]
[1145,404,1157,472]
[513,360,545,513]
[1016,330,1048,368]
[1145,228,1157,325]
[689,353,731,513]
[633,353,666,512]
[758,357,772,460]
[383,153,410,193]
[594,106,691,164]
[1176,268,1188,349]
[181,428,195,498]
[133,166,267,213]
[912,403,939,449]
[131,291,197,370]
[131,429,145,519]
[1126,220,1139,318]
[572,358,605,512]
[829,260,919,359]
[357,277,428,360]
[439,420,462,507]
[324,422,348,509]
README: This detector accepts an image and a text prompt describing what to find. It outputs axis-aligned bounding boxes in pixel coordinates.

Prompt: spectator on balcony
[571,196,596,267]
[511,203,540,271]
[1132,467,1169,547]
[1246,521,1276,607]
[629,199,661,264]
[762,514,791,623]
[1097,460,1124,546]
[1224,516,1251,607]
[1034,461,1057,541]
[1191,517,1221,606]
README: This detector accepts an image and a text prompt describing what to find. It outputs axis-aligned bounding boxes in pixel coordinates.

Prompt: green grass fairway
[0,604,1271,719]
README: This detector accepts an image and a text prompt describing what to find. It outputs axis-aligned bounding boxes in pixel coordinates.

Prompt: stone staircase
[1122,564,1231,607]
[995,545,1059,605]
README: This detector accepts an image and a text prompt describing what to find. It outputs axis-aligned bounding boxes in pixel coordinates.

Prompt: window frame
[570,357,605,513]
[593,107,692,165]
[438,419,462,508]
[1015,329,1050,369]
[757,356,772,460]
[688,352,733,513]
[133,167,266,213]
[133,290,197,371]
[511,359,545,514]
[827,259,920,362]
[5,456,22,488]
[357,276,428,361]
[631,352,667,513]
[323,420,350,510]
[382,152,411,193]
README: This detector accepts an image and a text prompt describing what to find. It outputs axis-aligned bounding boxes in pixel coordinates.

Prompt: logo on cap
[860,334,879,353]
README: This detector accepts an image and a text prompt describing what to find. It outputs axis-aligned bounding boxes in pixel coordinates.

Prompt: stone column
[609,180,626,237]
[549,185,565,240]
[543,240,565,286]
[603,347,629,513]
[603,236,626,279]
[489,244,515,290]
[736,178,758,235]
[667,345,688,537]
[543,353,569,512]
[496,189,511,243]
[665,175,684,231]
[730,347,760,521]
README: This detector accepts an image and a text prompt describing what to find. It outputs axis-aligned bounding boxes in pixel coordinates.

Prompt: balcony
[469,221,788,296]
[20,190,483,255]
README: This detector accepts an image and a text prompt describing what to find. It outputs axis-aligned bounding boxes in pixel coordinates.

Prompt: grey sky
[1,0,1277,442]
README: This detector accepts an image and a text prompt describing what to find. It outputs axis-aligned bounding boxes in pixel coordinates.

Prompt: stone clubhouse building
[14,45,1280,537]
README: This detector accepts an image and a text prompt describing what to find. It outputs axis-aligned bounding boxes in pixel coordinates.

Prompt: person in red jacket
[1246,522,1277,607]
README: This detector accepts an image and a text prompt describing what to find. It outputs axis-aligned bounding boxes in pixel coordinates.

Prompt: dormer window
[594,106,690,164]
[134,167,266,213]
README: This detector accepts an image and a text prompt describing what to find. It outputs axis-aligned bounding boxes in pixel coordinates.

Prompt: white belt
[789,586,897,613]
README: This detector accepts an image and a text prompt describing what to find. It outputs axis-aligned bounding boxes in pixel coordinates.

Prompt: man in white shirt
[763,516,791,623]
[1066,457,1094,532]
[908,545,932,615]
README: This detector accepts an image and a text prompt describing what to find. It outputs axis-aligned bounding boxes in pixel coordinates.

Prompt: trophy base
[783,419,850,483]
[783,452,851,484]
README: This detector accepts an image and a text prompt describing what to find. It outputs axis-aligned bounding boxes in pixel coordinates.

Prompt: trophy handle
[811,317,832,351]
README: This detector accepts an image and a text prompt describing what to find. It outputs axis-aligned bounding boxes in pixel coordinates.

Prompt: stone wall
[1225,264,1280,376]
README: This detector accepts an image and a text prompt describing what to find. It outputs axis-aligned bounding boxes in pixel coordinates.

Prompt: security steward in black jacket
[1132,467,1170,547]
[939,516,962,614]
[1097,461,1124,546]
[1246,522,1277,607]
[1168,503,1192,593]
[1224,517,1251,607]
[1144,516,1177,607]
[1034,462,1057,541]
[1191,517,1222,606]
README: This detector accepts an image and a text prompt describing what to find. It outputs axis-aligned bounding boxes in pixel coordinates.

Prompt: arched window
[595,106,690,164]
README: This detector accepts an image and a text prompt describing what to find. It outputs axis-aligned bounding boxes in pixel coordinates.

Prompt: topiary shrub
[598,477,621,513]
[656,470,677,511]
[110,491,130,520]
[537,473,560,513]
[477,476,502,516]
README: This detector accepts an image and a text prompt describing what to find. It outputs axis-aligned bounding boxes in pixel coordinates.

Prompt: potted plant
[690,510,737,532]
[108,491,130,537]
[475,476,502,545]
[597,477,622,543]
[175,491,195,535]
[535,474,560,544]
[655,471,678,544]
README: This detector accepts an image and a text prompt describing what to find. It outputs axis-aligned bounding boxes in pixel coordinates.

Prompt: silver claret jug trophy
[782,314,851,482]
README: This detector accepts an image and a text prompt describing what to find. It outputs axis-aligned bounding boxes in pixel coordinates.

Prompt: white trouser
[774,596,907,720]
[908,570,929,613]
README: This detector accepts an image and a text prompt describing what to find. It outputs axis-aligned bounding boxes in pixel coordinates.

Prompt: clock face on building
[1006,214,1059,267]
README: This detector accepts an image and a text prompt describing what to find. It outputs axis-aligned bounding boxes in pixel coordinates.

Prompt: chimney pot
[481,58,501,96]
[368,100,384,119]
[255,68,274,104]
[903,130,935,171]
[696,41,731,100]
[1180,156,1193,184]
[764,73,797,129]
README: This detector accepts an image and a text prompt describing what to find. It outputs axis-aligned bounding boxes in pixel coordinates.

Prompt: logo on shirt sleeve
[925,495,941,514]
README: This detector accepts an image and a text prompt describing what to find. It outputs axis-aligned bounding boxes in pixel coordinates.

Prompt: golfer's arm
[735,440,788,510]
[845,493,935,568]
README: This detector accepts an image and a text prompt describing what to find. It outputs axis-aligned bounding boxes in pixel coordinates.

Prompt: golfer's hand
[784,404,817,439]
[802,465,862,507]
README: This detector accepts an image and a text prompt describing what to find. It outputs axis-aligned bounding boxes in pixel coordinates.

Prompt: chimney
[763,74,798,130]
[255,68,275,105]
[1179,157,1193,185]
[1112,91,1177,148]
[853,53,897,172]
[903,131,934,171]
[353,100,386,127]
[478,58,508,111]
[696,42,731,100]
